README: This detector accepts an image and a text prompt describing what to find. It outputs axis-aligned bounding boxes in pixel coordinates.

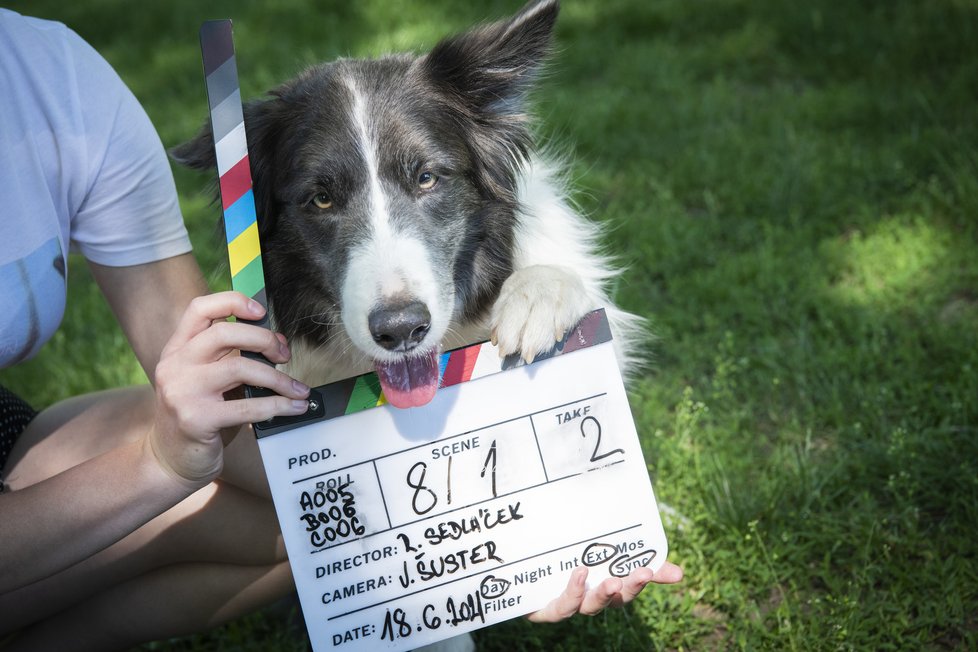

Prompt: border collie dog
[175,0,642,408]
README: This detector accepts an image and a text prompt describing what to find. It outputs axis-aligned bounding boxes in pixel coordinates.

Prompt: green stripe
[232,255,265,299]
[346,374,383,414]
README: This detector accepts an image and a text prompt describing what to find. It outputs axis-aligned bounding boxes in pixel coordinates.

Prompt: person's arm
[89,252,207,384]
[0,292,309,593]
[0,422,199,592]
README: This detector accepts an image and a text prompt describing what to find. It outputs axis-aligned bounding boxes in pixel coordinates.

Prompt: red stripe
[442,346,479,388]
[459,345,479,383]
[219,155,253,210]
[441,350,465,387]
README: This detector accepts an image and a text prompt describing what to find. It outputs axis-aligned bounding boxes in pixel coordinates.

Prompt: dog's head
[174,0,557,407]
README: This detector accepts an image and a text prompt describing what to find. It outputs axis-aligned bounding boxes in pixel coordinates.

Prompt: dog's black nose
[369,301,432,352]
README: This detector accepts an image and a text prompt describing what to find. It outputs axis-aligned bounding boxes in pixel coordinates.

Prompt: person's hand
[526,561,683,622]
[148,291,311,487]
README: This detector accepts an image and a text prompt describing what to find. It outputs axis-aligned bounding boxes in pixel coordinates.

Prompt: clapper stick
[197,20,323,428]
[199,20,267,323]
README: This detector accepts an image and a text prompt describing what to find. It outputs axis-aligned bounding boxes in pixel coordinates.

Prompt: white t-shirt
[0,10,192,368]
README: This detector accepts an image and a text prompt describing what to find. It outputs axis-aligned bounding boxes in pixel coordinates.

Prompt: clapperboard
[197,21,668,651]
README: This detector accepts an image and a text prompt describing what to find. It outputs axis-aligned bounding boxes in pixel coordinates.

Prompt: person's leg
[4,384,274,500]
[6,560,294,652]
[0,478,287,630]
[1,386,152,489]
[0,386,291,640]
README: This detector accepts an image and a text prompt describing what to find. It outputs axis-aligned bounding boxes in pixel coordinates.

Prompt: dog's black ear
[425,0,557,113]
[171,96,285,234]
[170,122,216,171]
[422,0,558,198]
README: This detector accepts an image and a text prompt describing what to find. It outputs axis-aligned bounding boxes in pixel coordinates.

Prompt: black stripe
[320,379,357,420]
[199,20,234,76]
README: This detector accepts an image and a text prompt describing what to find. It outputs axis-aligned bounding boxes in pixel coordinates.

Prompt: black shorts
[0,385,37,492]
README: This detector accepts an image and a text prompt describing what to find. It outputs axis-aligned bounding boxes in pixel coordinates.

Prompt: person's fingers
[652,561,684,584]
[525,567,588,623]
[209,393,310,429]
[165,292,265,351]
[616,567,656,605]
[524,561,684,624]
[202,356,310,399]
[182,321,292,365]
[155,358,309,435]
[607,563,683,609]
[578,576,622,616]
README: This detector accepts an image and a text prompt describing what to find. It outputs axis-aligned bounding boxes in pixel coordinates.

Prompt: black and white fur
[175,0,642,407]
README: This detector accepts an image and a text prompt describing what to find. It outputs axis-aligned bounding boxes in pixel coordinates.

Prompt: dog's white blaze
[339,76,449,362]
[379,273,407,297]
[348,79,391,237]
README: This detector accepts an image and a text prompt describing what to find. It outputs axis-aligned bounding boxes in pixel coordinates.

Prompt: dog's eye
[310,193,333,210]
[418,171,438,191]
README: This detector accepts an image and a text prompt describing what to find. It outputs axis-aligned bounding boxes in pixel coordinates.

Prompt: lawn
[3,0,978,650]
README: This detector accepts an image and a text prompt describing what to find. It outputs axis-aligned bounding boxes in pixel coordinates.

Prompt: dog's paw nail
[555,328,565,342]
[522,350,535,365]
[490,329,498,347]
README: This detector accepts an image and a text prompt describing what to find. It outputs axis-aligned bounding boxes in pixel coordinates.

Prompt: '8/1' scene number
[406,440,498,516]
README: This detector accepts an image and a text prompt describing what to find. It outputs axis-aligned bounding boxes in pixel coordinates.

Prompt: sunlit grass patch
[822,215,960,310]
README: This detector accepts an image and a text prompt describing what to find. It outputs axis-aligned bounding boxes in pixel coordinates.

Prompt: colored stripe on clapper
[313,309,614,422]
[199,20,267,317]
[440,344,480,388]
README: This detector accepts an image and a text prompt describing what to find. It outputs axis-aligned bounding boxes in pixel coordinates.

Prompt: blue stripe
[438,350,450,383]
[223,189,257,243]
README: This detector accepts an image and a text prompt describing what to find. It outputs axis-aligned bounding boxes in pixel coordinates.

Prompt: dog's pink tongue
[374,349,439,409]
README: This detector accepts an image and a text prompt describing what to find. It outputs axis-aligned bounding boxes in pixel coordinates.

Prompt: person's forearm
[0,435,196,593]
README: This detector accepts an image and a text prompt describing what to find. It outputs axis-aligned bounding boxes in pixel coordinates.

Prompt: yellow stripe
[228,222,260,277]
[376,393,387,407]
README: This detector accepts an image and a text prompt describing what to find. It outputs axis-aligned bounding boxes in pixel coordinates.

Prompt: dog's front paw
[490,265,592,363]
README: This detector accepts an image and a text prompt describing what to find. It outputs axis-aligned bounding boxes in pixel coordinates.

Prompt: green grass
[3,0,978,649]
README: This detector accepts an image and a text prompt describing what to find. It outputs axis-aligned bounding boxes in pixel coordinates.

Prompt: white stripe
[215,122,248,176]
[347,79,391,236]
[471,341,507,378]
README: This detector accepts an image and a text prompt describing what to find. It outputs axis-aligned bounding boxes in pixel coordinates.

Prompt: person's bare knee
[6,387,273,498]
[4,386,155,490]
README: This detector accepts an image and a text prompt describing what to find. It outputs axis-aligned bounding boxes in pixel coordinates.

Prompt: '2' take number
[580,416,623,462]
